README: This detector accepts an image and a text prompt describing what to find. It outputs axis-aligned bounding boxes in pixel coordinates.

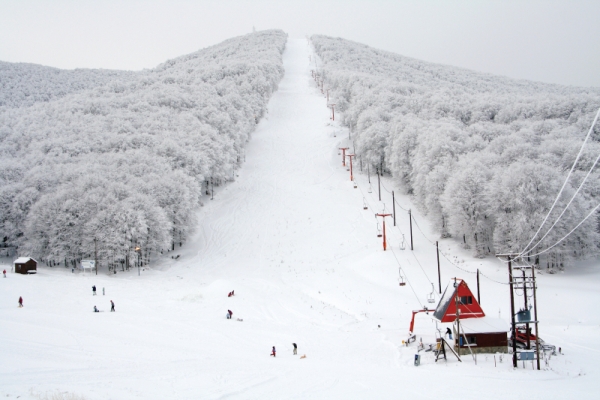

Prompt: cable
[519,107,600,256]
[522,150,600,255]
[527,201,600,258]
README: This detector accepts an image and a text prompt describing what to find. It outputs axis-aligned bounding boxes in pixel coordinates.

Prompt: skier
[110,300,115,312]
[92,285,97,296]
[18,296,23,308]
[270,346,276,357]
[94,305,99,313]
[293,343,297,355]
[103,287,105,296]
[231,290,234,296]
[445,327,452,340]
[228,292,232,297]
[227,310,233,319]
[4,269,7,277]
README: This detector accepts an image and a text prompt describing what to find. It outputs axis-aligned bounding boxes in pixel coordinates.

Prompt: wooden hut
[433,278,508,354]
[14,257,37,274]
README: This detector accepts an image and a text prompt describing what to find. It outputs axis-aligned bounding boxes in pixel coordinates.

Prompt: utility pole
[522,269,530,350]
[375,213,392,251]
[408,209,414,250]
[531,266,541,370]
[94,238,98,276]
[346,154,355,181]
[339,147,349,166]
[436,241,441,294]
[377,168,381,201]
[367,164,370,183]
[326,88,329,103]
[328,104,336,121]
[507,255,517,368]
[477,269,481,304]
[455,277,460,353]
[392,191,396,226]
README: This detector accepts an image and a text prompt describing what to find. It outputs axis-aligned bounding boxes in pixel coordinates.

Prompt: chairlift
[376,221,382,238]
[427,283,435,304]
[399,268,406,286]
[353,181,358,189]
[368,184,372,194]
[399,234,406,250]
[363,198,368,210]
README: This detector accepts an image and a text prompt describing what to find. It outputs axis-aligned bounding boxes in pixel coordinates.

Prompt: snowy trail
[2,38,600,399]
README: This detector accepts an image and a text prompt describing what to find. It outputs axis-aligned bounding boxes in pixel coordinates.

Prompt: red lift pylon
[375,213,392,251]
[346,154,355,181]
[339,147,349,166]
[328,103,336,121]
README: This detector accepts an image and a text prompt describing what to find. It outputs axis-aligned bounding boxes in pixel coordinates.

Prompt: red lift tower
[375,213,392,250]
[339,147,349,166]
[346,154,355,181]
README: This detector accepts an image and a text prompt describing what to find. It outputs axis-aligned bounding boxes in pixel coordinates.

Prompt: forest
[0,30,287,269]
[311,35,600,267]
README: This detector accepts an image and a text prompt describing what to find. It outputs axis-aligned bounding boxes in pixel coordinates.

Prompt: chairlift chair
[376,222,382,237]
[363,198,368,210]
[427,283,435,304]
[368,184,372,194]
[399,234,406,250]
[399,268,406,286]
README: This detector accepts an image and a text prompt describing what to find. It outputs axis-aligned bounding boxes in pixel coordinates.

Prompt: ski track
[1,38,600,399]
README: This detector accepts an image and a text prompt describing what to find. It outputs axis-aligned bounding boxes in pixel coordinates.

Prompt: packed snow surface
[2,38,599,399]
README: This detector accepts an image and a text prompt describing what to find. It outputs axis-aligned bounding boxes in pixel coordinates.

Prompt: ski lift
[399,268,406,286]
[368,184,372,194]
[363,198,368,210]
[353,181,357,189]
[399,234,406,250]
[376,221,382,237]
[427,283,435,304]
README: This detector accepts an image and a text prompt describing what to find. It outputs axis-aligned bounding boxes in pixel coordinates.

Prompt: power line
[519,107,600,256]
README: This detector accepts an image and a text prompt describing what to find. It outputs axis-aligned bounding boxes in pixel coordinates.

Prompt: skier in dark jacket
[94,305,99,312]
[92,285,97,295]
[110,300,115,312]
[293,343,297,355]
[227,309,233,319]
[445,327,452,339]
[18,296,23,307]
[271,346,276,357]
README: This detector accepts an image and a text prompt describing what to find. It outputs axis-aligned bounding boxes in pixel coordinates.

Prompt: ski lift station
[411,278,509,355]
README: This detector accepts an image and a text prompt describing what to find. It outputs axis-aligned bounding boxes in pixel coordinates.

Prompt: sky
[0,0,598,87]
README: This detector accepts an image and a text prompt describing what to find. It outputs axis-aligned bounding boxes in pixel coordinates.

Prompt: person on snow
[445,327,452,340]
[3,269,6,277]
[94,305,99,313]
[227,309,233,319]
[110,300,115,312]
[270,346,276,357]
[293,343,297,355]
[231,290,234,296]
[92,285,97,296]
[228,292,232,297]
[18,296,23,307]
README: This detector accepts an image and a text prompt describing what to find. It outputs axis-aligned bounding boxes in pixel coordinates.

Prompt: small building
[80,260,96,273]
[455,317,509,355]
[14,257,37,274]
[433,278,508,354]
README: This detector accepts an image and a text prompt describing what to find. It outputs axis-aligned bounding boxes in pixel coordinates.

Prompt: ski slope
[2,38,599,400]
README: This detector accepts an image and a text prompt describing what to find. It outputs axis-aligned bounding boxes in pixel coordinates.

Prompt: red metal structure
[339,147,349,166]
[375,213,392,250]
[346,154,355,181]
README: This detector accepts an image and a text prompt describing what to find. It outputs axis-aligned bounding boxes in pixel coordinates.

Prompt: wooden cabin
[434,278,508,354]
[14,257,37,274]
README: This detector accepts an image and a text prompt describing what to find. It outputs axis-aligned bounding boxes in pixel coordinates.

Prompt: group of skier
[92,285,115,312]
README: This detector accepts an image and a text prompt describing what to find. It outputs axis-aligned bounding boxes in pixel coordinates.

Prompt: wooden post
[531,266,541,370]
[94,238,98,276]
[477,268,481,304]
[437,241,441,294]
[377,168,381,201]
[409,209,414,251]
[508,256,517,368]
[392,191,396,226]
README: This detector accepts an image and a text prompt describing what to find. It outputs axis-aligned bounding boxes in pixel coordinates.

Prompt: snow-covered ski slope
[2,38,600,400]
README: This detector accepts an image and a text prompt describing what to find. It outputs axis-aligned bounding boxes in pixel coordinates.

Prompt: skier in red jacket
[18,296,23,307]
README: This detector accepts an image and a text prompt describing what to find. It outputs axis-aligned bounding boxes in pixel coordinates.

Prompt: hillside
[0,30,287,266]
[312,35,600,265]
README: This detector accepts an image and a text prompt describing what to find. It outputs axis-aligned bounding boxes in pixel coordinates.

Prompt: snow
[13,257,35,264]
[1,38,600,399]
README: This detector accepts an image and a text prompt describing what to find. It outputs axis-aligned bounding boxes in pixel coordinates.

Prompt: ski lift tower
[496,253,541,370]
[375,213,392,250]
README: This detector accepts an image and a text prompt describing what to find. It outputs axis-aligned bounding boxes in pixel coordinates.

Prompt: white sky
[0,0,598,87]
